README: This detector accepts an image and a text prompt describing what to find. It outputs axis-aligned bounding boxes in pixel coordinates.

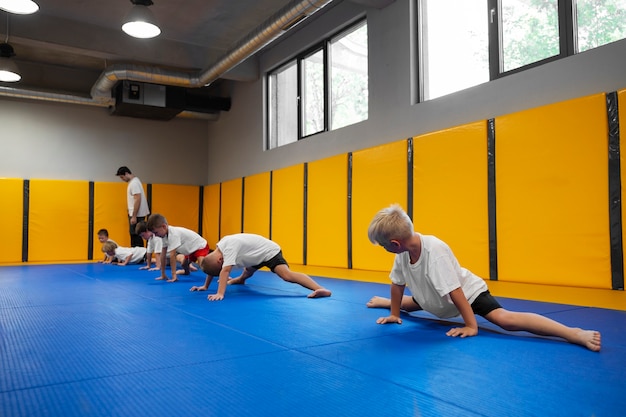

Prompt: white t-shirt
[162,226,207,255]
[114,246,147,264]
[146,235,164,254]
[127,177,150,217]
[217,233,281,268]
[390,234,487,319]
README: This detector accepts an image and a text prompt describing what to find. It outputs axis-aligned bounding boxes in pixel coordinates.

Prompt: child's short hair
[368,204,414,246]
[146,213,167,231]
[135,221,148,234]
[200,254,221,276]
[97,228,109,237]
[102,241,118,252]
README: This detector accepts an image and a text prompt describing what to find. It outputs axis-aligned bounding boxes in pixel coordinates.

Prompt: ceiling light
[122,0,161,39]
[0,0,39,15]
[0,43,20,82]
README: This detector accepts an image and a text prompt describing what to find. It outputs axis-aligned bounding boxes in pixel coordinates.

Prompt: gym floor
[1,263,624,416]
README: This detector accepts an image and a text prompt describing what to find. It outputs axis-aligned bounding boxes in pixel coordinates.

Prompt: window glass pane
[302,49,325,136]
[268,61,298,149]
[501,0,559,72]
[576,0,626,52]
[330,21,368,130]
[421,0,488,100]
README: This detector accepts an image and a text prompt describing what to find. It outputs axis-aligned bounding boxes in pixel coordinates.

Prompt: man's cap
[116,166,131,176]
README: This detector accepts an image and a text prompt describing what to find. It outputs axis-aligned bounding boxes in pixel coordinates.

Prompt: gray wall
[206,0,626,184]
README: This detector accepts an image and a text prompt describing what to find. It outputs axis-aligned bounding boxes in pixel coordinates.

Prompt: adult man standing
[116,166,150,247]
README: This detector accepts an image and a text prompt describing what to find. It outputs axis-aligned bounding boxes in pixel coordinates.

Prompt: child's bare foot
[308,288,331,298]
[228,277,245,285]
[155,276,166,281]
[572,329,601,352]
[366,296,390,308]
[176,269,190,275]
[189,264,198,272]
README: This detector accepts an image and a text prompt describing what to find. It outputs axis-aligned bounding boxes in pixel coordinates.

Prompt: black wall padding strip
[198,186,204,236]
[487,119,498,281]
[347,153,353,269]
[241,178,245,233]
[269,172,273,241]
[88,181,95,260]
[407,137,414,220]
[218,183,222,239]
[147,183,152,213]
[607,91,624,290]
[303,163,308,265]
[22,179,29,262]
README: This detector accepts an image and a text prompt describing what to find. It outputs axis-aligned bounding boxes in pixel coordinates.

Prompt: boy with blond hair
[102,241,147,266]
[366,204,601,352]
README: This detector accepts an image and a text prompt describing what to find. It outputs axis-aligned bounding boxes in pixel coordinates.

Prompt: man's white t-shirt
[127,177,150,217]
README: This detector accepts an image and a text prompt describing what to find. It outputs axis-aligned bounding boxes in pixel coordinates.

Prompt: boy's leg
[366,295,422,312]
[484,308,601,352]
[176,255,191,275]
[228,267,257,285]
[273,265,331,298]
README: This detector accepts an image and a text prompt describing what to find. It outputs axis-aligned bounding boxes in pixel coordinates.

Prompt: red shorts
[186,244,210,262]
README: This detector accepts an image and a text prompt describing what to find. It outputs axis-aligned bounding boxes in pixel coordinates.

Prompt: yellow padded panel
[496,93,611,288]
[243,172,271,237]
[308,154,349,268]
[29,179,90,262]
[151,184,200,231]
[93,181,130,259]
[0,178,24,263]
[412,121,490,279]
[220,178,243,237]
[203,184,221,249]
[272,164,304,264]
[352,140,408,273]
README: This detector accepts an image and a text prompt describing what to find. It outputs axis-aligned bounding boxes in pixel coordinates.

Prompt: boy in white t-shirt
[97,228,117,264]
[192,233,332,301]
[102,241,146,266]
[366,204,601,352]
[147,214,210,283]
[135,221,198,272]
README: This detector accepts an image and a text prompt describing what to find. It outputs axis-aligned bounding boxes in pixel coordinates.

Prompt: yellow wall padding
[412,121,490,279]
[93,181,130,259]
[220,178,243,237]
[307,154,349,268]
[496,93,611,288]
[352,140,408,273]
[29,179,90,262]
[203,184,221,249]
[271,164,304,264]
[0,178,24,263]
[243,172,271,237]
[151,184,199,231]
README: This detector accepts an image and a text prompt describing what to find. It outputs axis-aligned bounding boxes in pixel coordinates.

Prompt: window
[267,20,368,150]
[420,0,626,101]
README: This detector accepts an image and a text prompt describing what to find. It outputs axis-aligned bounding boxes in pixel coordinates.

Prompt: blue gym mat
[1,264,624,416]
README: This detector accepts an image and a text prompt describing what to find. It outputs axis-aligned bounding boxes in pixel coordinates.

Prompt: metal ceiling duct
[0,0,336,116]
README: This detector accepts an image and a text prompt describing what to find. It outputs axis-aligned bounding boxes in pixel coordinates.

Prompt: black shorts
[411,290,502,317]
[251,250,288,272]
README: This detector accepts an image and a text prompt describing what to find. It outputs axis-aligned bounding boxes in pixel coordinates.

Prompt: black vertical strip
[87,181,95,260]
[22,179,30,262]
[147,183,152,212]
[241,178,245,233]
[407,137,414,220]
[269,172,273,240]
[303,163,308,265]
[347,153,353,269]
[198,186,204,236]
[218,183,222,239]
[607,91,624,290]
[487,118,498,281]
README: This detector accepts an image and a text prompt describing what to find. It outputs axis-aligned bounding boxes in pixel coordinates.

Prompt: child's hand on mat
[376,315,402,325]
[207,293,224,301]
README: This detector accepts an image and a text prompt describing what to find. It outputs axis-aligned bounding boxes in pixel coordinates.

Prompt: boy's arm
[446,287,478,337]
[376,283,405,324]
[190,275,214,292]
[156,248,169,280]
[167,251,178,282]
[118,255,131,266]
[151,252,162,271]
[139,252,153,269]
[207,265,233,301]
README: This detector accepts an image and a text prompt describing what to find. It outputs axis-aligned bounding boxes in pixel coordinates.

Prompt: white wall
[206,0,626,184]
[0,98,209,184]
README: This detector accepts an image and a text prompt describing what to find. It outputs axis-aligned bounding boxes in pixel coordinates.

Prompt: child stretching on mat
[135,221,198,272]
[97,228,117,264]
[191,233,332,301]
[102,241,147,266]
[147,214,209,283]
[365,204,601,352]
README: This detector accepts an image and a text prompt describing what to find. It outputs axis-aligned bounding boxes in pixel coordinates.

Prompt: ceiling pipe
[90,0,335,105]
